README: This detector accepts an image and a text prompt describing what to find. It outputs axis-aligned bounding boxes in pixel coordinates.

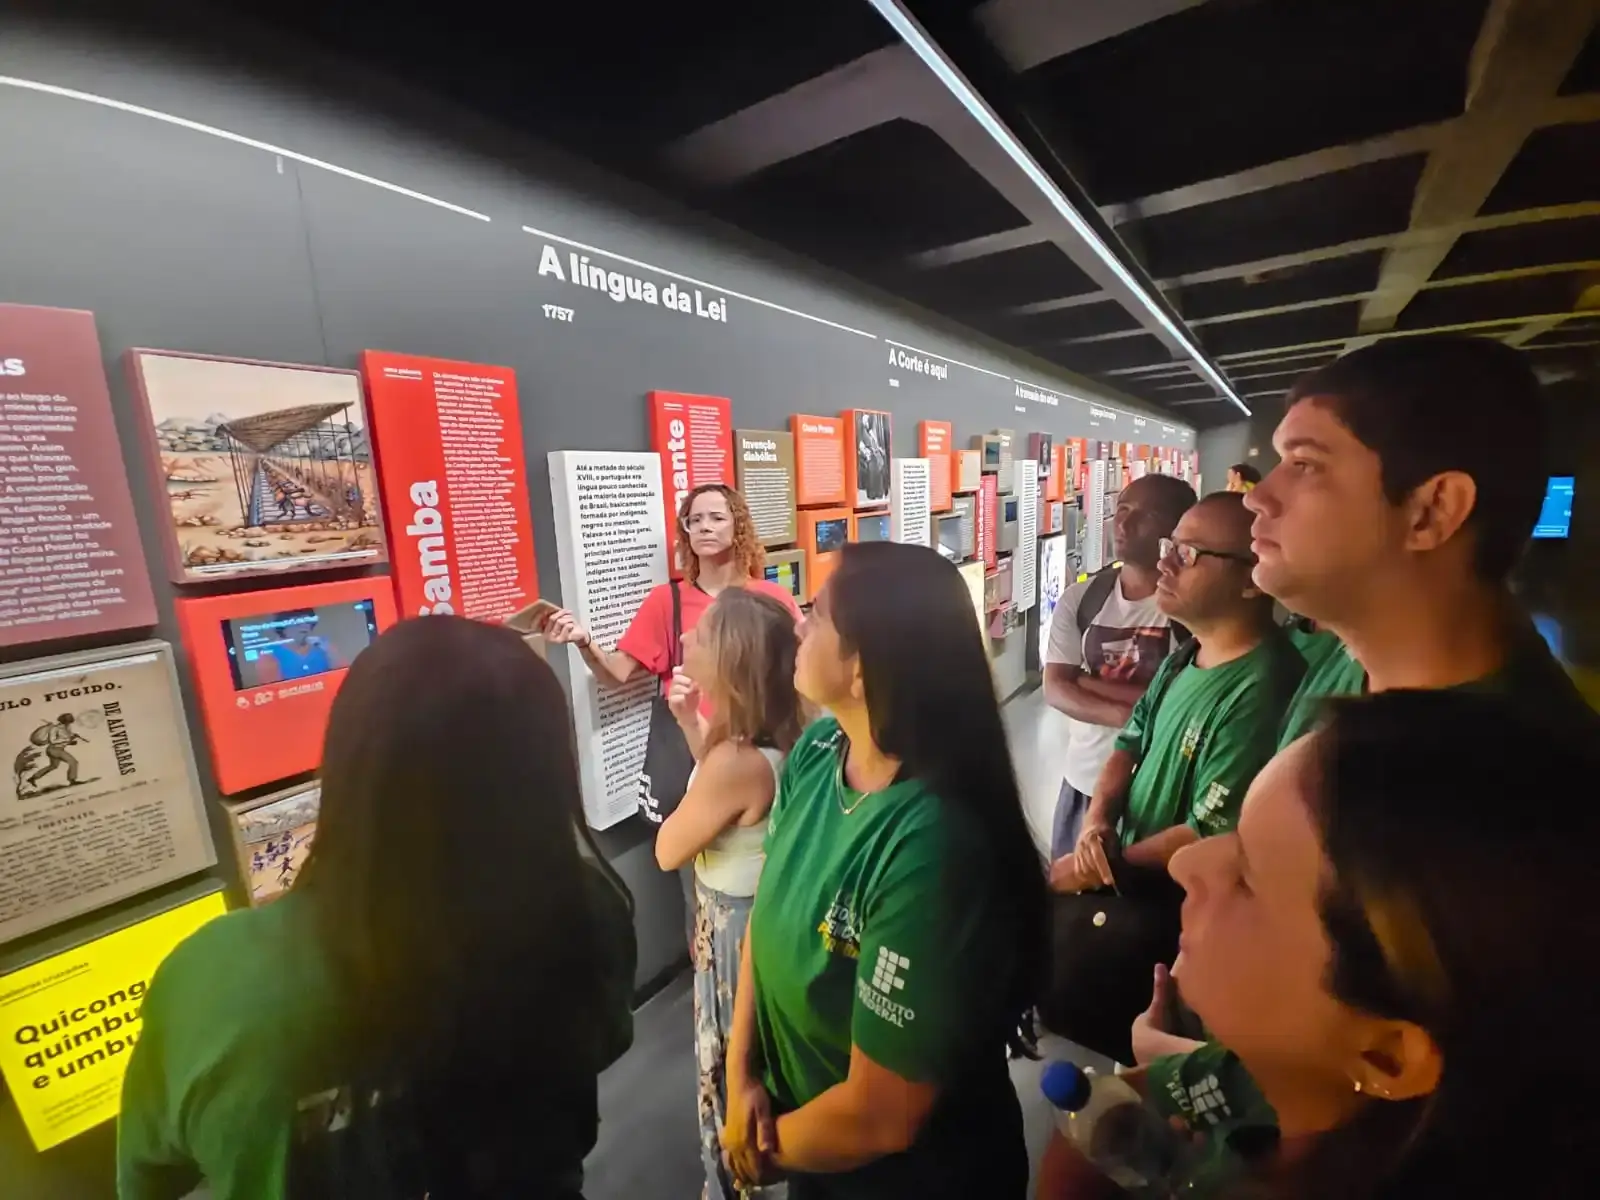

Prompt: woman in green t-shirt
[1160,690,1600,1198]
[722,542,1048,1199]
[117,617,637,1200]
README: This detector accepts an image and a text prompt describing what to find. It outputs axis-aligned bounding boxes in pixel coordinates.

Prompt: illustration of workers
[24,713,85,791]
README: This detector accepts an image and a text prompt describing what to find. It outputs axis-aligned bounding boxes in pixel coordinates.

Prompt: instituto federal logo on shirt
[858,945,916,1027]
[871,946,909,995]
[1195,781,1231,826]
[1163,1072,1236,1130]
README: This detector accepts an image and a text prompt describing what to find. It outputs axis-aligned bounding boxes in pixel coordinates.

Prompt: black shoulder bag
[1040,640,1196,1064]
[638,580,695,825]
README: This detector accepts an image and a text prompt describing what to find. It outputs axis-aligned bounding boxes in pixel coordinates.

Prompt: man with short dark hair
[1246,335,1595,747]
[1051,493,1304,891]
[1042,474,1197,858]
[1224,463,1260,493]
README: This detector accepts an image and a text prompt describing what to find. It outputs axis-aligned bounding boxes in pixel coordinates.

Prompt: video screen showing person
[856,514,892,543]
[222,599,380,690]
[815,518,849,555]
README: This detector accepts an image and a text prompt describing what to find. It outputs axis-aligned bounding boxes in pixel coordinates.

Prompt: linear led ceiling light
[865,0,1251,417]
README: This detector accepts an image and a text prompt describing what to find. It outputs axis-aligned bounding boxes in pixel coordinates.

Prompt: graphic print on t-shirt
[1084,623,1171,684]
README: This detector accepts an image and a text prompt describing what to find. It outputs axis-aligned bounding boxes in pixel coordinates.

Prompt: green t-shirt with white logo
[1276,621,1600,751]
[1146,1042,1278,1196]
[1115,634,1306,846]
[748,717,1024,1197]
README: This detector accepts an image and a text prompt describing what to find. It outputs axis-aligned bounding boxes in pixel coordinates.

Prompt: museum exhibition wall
[0,7,1200,1187]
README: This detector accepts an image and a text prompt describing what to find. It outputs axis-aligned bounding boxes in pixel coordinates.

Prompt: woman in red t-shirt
[545,483,801,683]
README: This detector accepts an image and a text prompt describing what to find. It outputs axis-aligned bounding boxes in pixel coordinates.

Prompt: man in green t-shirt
[1051,493,1305,892]
[1246,336,1596,749]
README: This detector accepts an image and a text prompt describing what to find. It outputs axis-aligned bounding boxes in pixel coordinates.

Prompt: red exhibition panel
[362,351,538,620]
[649,392,733,575]
[978,474,998,570]
[177,576,398,794]
[919,419,953,512]
[0,304,156,645]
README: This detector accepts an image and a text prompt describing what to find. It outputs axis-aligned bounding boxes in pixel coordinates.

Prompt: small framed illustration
[126,349,388,583]
[225,782,322,905]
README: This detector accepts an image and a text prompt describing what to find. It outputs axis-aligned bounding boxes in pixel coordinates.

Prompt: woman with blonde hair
[656,587,804,1200]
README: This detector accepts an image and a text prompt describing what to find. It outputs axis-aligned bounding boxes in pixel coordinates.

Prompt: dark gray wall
[0,6,1198,1191]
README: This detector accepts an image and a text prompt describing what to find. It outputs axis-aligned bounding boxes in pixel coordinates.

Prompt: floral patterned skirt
[693,877,783,1200]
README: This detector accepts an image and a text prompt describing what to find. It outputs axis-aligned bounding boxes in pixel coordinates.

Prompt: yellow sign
[0,891,227,1150]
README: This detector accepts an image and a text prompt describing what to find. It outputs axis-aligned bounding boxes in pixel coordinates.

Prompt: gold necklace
[835,756,869,816]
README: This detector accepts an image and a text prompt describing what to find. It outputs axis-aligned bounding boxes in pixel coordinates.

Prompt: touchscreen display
[1003,497,1019,522]
[856,514,892,543]
[223,599,379,690]
[815,518,849,554]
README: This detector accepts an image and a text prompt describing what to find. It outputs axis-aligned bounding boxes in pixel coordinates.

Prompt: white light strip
[863,1,1250,417]
[522,224,879,338]
[0,76,492,222]
[885,338,1009,379]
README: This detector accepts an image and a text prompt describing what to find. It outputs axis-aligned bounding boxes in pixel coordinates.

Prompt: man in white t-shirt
[1043,474,1196,858]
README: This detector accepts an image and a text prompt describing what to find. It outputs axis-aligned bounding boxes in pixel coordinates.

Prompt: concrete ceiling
[202,0,1600,425]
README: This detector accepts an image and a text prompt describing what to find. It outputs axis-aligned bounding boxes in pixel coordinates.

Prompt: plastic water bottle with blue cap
[1041,1060,1193,1197]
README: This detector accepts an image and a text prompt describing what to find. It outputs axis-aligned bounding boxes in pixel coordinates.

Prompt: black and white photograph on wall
[854,410,891,507]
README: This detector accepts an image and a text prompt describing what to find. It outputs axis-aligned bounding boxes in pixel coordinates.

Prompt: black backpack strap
[660,580,683,698]
[1075,566,1120,636]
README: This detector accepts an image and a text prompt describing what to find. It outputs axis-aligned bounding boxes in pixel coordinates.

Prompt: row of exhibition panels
[0,299,1197,1153]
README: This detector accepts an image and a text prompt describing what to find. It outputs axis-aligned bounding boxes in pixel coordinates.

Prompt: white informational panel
[549,452,670,830]
[995,429,1015,494]
[1085,458,1108,574]
[1037,534,1069,666]
[1016,470,1039,612]
[0,642,214,946]
[891,457,932,547]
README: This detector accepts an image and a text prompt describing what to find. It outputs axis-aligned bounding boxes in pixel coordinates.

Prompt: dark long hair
[1264,689,1599,1199]
[826,542,1047,1053]
[297,616,631,1097]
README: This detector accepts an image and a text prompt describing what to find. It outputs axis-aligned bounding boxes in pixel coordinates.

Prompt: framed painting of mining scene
[126,350,389,583]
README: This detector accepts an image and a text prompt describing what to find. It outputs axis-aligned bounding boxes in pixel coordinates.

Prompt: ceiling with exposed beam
[208,0,1600,426]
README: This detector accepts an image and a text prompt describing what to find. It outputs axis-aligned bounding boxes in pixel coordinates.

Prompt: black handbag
[1040,803,1186,1065]
[638,581,695,825]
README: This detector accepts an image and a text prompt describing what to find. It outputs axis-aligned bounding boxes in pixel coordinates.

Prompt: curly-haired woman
[546,483,800,691]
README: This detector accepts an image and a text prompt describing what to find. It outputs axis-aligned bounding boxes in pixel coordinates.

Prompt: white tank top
[692,745,783,898]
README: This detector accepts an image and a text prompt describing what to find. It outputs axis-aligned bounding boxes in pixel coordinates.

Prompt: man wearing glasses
[1051,493,1304,892]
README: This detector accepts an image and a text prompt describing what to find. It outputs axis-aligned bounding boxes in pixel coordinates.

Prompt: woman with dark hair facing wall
[654,588,805,1200]
[721,542,1048,1198]
[117,616,637,1200]
[1148,690,1599,1198]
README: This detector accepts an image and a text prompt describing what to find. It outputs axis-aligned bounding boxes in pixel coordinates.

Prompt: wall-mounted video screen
[1532,476,1575,540]
[222,600,380,690]
[764,552,806,603]
[855,513,892,543]
[815,517,849,554]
